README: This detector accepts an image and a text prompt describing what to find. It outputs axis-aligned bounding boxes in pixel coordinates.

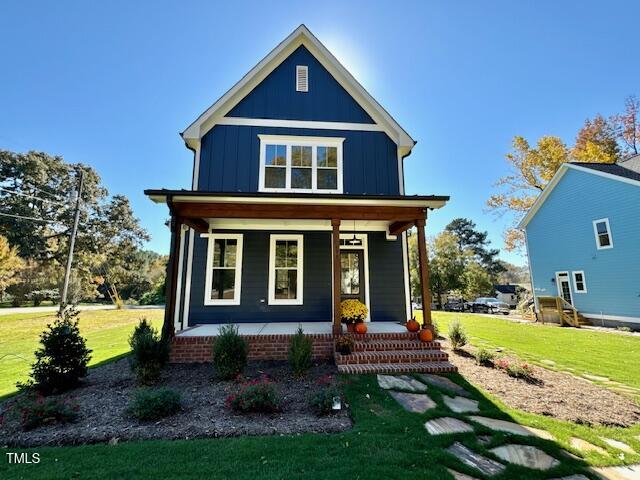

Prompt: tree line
[409,218,529,308]
[0,150,166,307]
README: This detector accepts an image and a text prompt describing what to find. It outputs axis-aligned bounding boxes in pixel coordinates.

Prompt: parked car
[465,297,510,315]
[443,299,465,312]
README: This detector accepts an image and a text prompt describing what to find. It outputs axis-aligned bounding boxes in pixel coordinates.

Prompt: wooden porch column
[331,219,342,335]
[415,218,433,329]
[162,213,182,340]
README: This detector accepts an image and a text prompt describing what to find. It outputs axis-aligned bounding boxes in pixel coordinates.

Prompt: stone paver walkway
[416,373,471,397]
[446,468,479,480]
[425,417,474,435]
[591,464,640,479]
[446,442,505,477]
[569,437,608,456]
[388,391,436,413]
[377,374,428,392]
[490,444,560,470]
[468,416,535,437]
[443,395,479,413]
[600,438,635,454]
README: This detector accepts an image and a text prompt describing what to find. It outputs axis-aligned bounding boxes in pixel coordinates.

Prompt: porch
[177,321,407,337]
[145,190,448,337]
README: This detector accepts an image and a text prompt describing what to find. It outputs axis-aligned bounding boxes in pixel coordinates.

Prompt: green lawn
[424,311,640,395]
[0,309,163,398]
[4,372,638,479]
[2,310,640,478]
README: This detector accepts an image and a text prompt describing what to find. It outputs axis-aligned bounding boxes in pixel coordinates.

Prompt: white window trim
[202,233,243,306]
[555,271,574,305]
[592,218,613,250]
[296,65,308,92]
[572,270,587,294]
[258,134,344,194]
[268,234,304,305]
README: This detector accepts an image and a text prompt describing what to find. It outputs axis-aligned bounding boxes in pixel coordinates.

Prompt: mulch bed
[0,360,351,447]
[446,343,640,428]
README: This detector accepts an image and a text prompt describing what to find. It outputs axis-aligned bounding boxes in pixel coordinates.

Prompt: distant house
[519,155,640,328]
[494,285,517,307]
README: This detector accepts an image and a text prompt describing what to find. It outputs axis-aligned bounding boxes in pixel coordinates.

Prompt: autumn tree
[0,235,24,301]
[489,95,639,252]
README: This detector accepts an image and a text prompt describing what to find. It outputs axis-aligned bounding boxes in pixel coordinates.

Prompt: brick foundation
[170,333,334,363]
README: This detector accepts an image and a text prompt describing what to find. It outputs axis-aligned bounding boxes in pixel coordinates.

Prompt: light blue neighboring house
[519,155,640,328]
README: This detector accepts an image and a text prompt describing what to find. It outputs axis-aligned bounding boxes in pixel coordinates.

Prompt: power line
[0,186,69,206]
[24,183,67,202]
[0,211,62,224]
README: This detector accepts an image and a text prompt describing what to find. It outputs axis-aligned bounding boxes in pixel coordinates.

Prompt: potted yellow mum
[340,300,368,333]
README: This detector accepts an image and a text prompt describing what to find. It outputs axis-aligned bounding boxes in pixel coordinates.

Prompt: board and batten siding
[227,45,375,124]
[526,168,640,320]
[186,230,407,325]
[198,125,400,195]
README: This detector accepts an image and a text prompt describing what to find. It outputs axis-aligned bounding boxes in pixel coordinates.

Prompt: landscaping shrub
[448,319,468,350]
[309,375,341,415]
[129,318,170,385]
[22,305,92,394]
[474,348,495,367]
[288,327,313,376]
[128,388,182,421]
[12,394,79,431]
[335,335,354,355]
[226,375,281,413]
[494,358,534,380]
[212,324,248,380]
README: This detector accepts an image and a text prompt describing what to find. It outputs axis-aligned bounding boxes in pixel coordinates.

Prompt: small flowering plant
[309,375,342,415]
[340,300,368,324]
[226,374,282,413]
[8,393,79,431]
[494,357,534,380]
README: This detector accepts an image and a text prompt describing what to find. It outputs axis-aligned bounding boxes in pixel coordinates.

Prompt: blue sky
[1,1,639,265]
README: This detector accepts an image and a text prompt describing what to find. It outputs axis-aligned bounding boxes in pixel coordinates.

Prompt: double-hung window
[572,271,587,293]
[268,234,303,305]
[592,218,613,250]
[259,135,343,193]
[204,233,243,305]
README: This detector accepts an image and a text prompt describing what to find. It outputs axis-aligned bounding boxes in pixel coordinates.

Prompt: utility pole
[61,169,84,307]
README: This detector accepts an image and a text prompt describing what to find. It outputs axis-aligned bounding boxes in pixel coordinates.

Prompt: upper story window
[296,65,308,92]
[258,135,344,193]
[592,218,613,250]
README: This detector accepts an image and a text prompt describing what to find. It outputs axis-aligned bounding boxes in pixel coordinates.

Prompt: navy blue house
[146,25,449,336]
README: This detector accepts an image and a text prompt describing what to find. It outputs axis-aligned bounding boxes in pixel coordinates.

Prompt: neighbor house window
[203,233,243,305]
[268,234,303,305]
[592,218,613,249]
[572,271,587,293]
[259,135,344,193]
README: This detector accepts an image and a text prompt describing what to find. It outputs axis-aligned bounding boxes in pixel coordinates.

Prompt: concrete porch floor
[177,322,407,337]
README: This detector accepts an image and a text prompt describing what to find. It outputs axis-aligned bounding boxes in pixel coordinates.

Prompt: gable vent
[296,65,308,92]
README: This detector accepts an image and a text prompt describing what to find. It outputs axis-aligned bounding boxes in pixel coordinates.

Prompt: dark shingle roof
[570,162,640,183]
[494,285,516,294]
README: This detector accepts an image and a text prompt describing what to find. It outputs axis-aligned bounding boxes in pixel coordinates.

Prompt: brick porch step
[353,339,441,352]
[337,361,457,375]
[335,349,448,365]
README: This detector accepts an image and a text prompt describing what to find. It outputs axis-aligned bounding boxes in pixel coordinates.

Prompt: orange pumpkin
[406,318,420,332]
[419,328,433,343]
[354,322,368,335]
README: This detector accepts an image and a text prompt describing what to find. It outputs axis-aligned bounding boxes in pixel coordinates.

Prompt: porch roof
[145,189,449,236]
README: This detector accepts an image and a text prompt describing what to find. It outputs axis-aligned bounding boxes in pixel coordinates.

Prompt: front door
[340,250,365,304]
[555,272,573,305]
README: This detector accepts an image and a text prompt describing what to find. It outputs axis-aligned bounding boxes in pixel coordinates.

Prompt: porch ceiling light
[348,220,362,246]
